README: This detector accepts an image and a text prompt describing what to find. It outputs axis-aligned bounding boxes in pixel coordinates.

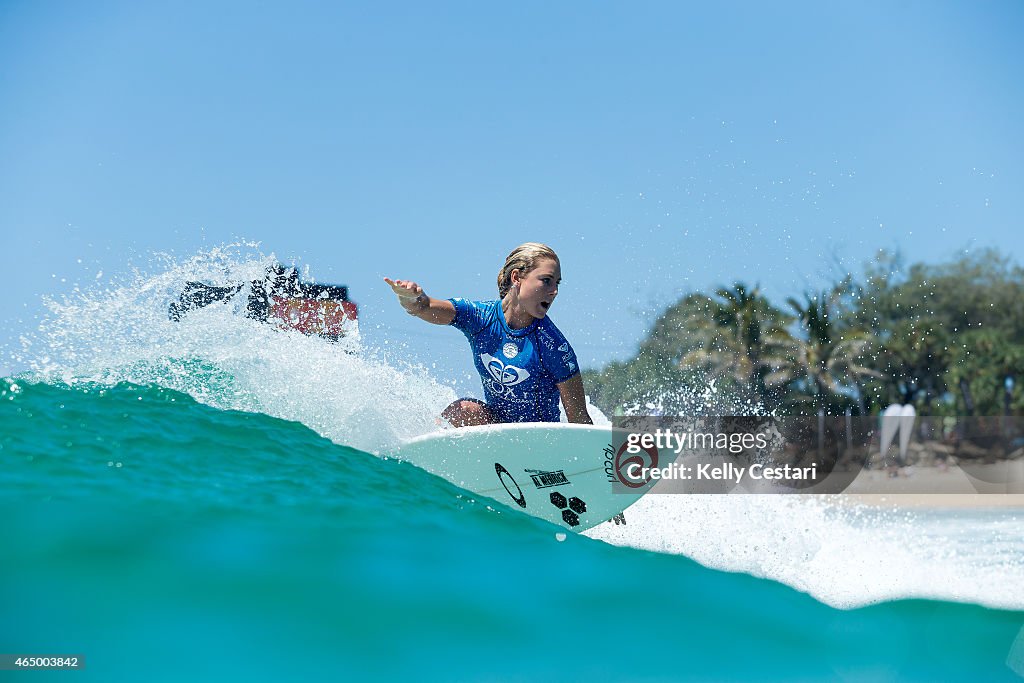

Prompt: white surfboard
[879,403,916,465]
[390,423,644,532]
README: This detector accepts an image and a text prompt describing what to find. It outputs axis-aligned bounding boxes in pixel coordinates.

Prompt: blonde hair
[497,242,559,298]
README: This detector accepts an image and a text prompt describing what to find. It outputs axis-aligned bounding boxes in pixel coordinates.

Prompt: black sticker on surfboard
[495,462,527,508]
[548,491,586,527]
[528,470,570,489]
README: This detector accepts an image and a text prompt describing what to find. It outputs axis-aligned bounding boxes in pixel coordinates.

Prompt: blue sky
[2,1,1022,385]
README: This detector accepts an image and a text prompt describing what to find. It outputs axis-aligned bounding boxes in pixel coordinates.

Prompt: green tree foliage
[585,249,1024,417]
[856,248,1024,416]
[586,284,792,415]
[779,284,880,415]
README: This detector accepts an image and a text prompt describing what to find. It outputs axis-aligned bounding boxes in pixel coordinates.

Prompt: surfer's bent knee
[442,398,496,428]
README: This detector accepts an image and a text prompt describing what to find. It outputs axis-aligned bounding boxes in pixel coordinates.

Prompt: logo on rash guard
[480,353,530,395]
[537,327,558,350]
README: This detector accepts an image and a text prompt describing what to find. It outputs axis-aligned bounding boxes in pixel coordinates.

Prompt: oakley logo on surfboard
[494,462,527,508]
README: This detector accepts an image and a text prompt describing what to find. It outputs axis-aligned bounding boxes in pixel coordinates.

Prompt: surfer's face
[514,258,561,319]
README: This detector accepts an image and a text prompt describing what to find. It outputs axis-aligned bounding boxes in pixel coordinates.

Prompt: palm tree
[782,288,879,414]
[648,283,794,407]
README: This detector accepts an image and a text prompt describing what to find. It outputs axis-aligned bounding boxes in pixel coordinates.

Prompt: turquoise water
[3,249,1023,681]
[3,379,1023,682]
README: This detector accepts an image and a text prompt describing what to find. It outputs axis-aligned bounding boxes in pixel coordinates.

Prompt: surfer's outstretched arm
[384,278,455,325]
[558,374,593,424]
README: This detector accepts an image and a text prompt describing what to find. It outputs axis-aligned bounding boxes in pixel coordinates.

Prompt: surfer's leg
[442,398,497,427]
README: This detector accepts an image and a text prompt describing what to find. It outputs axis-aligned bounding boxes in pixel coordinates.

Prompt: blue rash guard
[447,298,580,423]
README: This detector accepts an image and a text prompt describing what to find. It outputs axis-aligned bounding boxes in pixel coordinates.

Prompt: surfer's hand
[383,278,455,325]
[384,278,428,313]
[384,277,422,299]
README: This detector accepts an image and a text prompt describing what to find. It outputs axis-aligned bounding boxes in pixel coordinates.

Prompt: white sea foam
[587,494,1024,611]
[17,243,458,453]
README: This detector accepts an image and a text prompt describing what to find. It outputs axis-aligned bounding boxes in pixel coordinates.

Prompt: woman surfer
[385,242,593,427]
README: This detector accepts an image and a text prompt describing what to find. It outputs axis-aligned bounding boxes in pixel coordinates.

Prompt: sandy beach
[648,457,1024,508]
[836,492,1024,509]
[833,460,1024,508]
